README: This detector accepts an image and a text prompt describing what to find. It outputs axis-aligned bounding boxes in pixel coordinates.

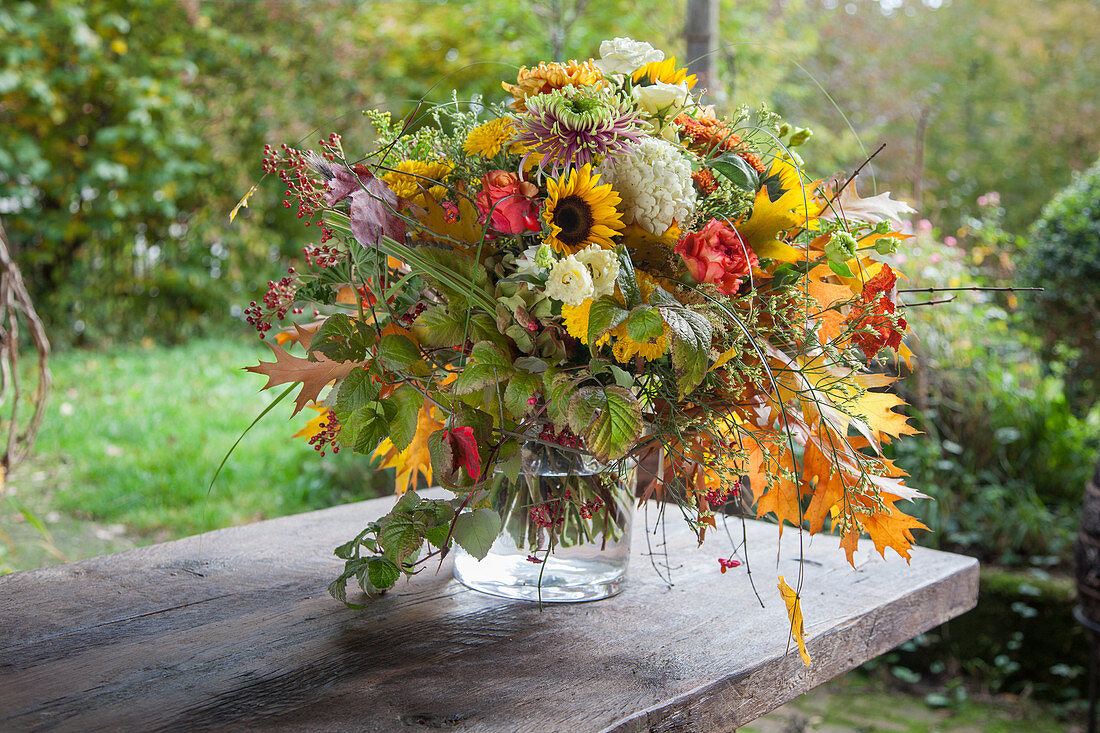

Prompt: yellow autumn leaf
[229,185,259,223]
[778,576,812,666]
[293,404,330,440]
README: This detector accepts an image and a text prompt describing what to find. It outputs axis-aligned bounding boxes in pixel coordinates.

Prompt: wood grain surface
[0,489,978,732]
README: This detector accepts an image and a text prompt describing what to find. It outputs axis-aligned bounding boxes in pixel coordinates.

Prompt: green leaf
[367,556,401,590]
[566,385,643,461]
[656,297,714,397]
[587,295,629,354]
[341,402,391,455]
[623,305,665,342]
[451,508,502,561]
[425,525,451,549]
[453,342,515,394]
[413,306,467,346]
[427,428,453,482]
[608,364,635,388]
[671,337,709,398]
[379,511,426,565]
[335,368,379,419]
[377,333,421,372]
[546,373,576,430]
[386,385,422,451]
[454,403,494,447]
[710,152,761,192]
[312,314,376,363]
[828,259,855,278]
[503,372,541,417]
[614,245,643,308]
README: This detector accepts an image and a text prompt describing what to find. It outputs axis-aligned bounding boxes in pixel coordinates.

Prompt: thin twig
[901,297,957,307]
[822,143,887,212]
[898,286,1042,294]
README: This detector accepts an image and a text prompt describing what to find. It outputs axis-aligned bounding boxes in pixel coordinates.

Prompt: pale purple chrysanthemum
[515,85,644,176]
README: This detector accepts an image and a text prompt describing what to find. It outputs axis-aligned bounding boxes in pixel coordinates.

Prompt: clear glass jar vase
[452,442,636,603]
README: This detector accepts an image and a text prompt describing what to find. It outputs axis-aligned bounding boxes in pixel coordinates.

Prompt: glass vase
[452,442,636,603]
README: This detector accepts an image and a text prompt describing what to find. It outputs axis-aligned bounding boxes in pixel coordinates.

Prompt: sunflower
[632,57,698,89]
[463,118,516,158]
[542,164,624,254]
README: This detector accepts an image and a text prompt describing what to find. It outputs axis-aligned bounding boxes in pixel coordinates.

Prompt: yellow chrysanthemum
[632,57,698,89]
[611,327,668,363]
[561,297,610,347]
[543,164,624,255]
[608,270,669,362]
[463,118,516,158]
[561,269,669,363]
[382,160,453,205]
[503,60,604,111]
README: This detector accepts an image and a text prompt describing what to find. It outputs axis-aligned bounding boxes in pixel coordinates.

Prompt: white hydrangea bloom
[544,255,595,306]
[597,137,697,235]
[575,244,619,298]
[593,37,664,76]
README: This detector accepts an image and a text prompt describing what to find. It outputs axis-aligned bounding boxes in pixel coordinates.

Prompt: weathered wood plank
[0,490,977,732]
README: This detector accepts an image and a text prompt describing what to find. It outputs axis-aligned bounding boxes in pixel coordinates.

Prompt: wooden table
[0,489,978,732]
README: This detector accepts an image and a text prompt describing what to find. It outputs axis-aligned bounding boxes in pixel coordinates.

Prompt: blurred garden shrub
[1018,158,1100,414]
[0,0,388,345]
[889,210,1100,566]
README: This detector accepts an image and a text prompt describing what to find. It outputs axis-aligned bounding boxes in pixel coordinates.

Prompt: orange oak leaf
[838,493,928,565]
[245,340,356,416]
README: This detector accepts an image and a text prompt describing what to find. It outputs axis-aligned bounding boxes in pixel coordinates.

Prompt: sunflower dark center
[553,195,594,246]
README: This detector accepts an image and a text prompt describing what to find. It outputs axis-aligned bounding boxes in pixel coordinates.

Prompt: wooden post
[686,0,720,102]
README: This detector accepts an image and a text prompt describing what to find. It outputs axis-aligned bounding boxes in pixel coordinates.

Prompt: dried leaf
[245,340,356,416]
[229,185,259,223]
[820,181,916,227]
[778,576,811,666]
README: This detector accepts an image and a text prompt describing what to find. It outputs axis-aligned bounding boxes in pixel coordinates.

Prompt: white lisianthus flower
[632,81,691,118]
[576,245,619,298]
[513,245,545,277]
[597,137,697,236]
[544,255,595,306]
[592,37,664,76]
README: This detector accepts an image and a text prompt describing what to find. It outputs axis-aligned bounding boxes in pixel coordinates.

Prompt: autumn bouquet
[240,38,927,649]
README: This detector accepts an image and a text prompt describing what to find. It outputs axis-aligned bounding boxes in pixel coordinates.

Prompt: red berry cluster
[579,497,604,519]
[399,302,428,327]
[718,557,742,573]
[529,500,565,529]
[537,423,583,449]
[244,268,299,337]
[308,411,342,456]
[302,244,343,269]
[705,485,740,507]
[261,136,338,242]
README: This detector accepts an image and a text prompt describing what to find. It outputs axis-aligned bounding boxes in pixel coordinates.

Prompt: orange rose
[476,170,540,235]
[675,219,758,295]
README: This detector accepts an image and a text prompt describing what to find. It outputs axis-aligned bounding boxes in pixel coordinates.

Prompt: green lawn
[1,337,391,571]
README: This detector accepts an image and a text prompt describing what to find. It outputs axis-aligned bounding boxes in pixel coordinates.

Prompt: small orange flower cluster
[674,114,767,174]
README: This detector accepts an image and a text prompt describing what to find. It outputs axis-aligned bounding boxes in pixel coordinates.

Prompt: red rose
[675,219,758,295]
[476,170,540,235]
